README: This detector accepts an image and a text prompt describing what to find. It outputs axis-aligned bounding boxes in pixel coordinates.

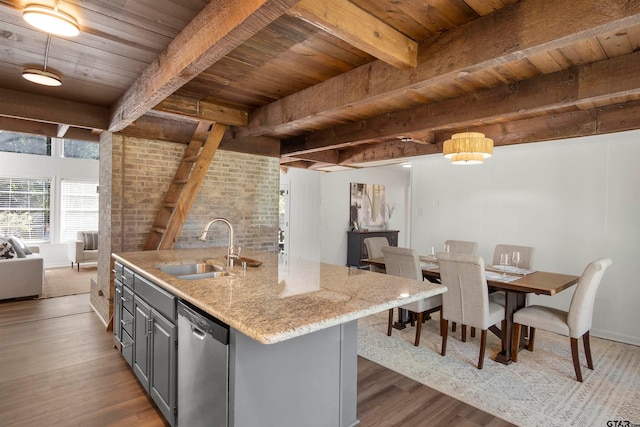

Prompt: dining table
[363,256,580,364]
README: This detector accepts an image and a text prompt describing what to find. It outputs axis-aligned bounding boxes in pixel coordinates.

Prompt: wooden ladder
[143,123,227,250]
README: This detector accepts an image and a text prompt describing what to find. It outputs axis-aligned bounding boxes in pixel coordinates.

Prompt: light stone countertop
[112,247,447,344]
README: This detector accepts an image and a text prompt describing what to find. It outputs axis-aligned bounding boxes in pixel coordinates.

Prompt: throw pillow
[8,237,26,258]
[83,232,98,251]
[9,235,31,255]
[0,241,16,259]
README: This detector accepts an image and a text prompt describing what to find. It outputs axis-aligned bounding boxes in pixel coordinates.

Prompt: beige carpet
[40,265,95,299]
[358,311,640,427]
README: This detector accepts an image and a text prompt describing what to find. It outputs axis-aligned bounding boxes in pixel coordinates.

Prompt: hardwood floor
[0,295,513,427]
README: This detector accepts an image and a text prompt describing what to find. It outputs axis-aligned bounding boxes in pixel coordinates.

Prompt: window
[0,132,51,156]
[63,139,99,160]
[60,180,99,242]
[0,178,51,241]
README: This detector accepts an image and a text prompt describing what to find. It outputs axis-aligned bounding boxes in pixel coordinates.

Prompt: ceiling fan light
[23,4,80,37]
[22,67,62,86]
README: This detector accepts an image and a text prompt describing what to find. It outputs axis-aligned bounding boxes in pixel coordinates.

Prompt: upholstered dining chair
[491,244,534,269]
[443,239,478,334]
[444,240,478,255]
[364,237,389,273]
[511,258,612,382]
[437,252,505,369]
[382,246,442,346]
[489,244,535,306]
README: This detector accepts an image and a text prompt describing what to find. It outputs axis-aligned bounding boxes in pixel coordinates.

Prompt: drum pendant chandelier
[443,132,493,165]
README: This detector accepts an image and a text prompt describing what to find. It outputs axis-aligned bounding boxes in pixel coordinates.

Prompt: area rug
[40,266,95,299]
[357,311,640,427]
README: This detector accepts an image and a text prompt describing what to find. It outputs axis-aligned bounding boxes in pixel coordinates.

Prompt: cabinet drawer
[122,266,135,287]
[134,274,176,321]
[114,261,123,282]
[121,330,134,367]
[122,285,134,314]
[121,307,134,336]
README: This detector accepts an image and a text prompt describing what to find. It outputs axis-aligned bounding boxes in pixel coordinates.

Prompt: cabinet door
[133,296,151,390]
[114,281,123,346]
[150,311,177,426]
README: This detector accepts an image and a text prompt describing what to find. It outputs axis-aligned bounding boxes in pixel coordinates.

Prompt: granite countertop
[112,247,446,344]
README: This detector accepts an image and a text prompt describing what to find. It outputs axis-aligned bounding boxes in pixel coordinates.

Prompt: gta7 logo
[606,421,639,427]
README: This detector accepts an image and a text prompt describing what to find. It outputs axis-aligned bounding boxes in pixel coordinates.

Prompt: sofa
[0,241,44,300]
[68,231,99,271]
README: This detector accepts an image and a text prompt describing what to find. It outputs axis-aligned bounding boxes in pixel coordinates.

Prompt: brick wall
[91,133,280,325]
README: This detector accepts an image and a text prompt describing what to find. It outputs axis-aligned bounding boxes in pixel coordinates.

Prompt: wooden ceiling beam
[279,150,339,164]
[339,99,640,166]
[287,0,417,69]
[0,88,109,130]
[0,116,101,142]
[338,140,439,165]
[108,0,302,133]
[219,135,281,157]
[153,95,249,126]
[280,50,640,155]
[232,0,640,139]
[119,114,199,144]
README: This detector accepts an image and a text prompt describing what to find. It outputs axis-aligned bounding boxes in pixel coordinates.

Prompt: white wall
[279,168,322,261]
[280,165,411,264]
[319,166,411,265]
[0,150,99,268]
[410,130,640,345]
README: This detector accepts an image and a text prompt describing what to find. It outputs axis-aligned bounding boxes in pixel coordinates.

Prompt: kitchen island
[112,247,446,427]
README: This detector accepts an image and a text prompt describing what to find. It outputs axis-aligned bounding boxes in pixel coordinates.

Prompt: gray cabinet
[346,230,398,268]
[150,308,176,423]
[112,262,176,426]
[133,295,151,390]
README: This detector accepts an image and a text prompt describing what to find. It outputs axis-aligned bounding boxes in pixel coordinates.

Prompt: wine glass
[444,244,450,254]
[512,251,521,272]
[428,246,436,257]
[499,253,510,275]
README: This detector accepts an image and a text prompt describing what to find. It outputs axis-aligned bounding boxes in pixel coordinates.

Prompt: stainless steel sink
[157,263,234,280]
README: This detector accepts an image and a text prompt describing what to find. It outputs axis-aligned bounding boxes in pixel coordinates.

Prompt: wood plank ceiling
[1,0,639,171]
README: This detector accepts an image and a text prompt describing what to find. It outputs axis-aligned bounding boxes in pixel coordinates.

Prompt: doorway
[279,184,290,256]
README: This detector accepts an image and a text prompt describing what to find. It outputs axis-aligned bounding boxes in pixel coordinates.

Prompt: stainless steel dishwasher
[177,300,229,427]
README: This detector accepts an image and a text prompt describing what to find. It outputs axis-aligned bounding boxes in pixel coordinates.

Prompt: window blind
[0,178,51,241]
[61,180,99,242]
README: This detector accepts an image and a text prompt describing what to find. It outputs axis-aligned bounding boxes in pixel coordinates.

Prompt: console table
[346,230,398,268]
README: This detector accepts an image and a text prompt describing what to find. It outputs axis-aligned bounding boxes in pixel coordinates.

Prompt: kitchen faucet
[199,218,237,267]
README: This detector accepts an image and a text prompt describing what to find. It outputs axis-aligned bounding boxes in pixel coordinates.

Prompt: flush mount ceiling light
[443,132,493,165]
[23,2,79,37]
[22,67,61,86]
[22,35,62,86]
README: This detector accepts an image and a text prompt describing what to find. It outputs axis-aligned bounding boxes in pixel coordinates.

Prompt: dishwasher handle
[191,326,206,340]
[178,301,229,345]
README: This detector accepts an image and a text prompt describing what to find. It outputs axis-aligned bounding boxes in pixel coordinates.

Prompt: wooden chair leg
[478,329,487,369]
[452,321,457,332]
[583,331,594,370]
[570,337,583,382]
[414,312,424,346]
[527,327,536,351]
[440,319,448,356]
[387,309,393,336]
[471,327,476,338]
[461,324,467,342]
[512,323,521,363]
